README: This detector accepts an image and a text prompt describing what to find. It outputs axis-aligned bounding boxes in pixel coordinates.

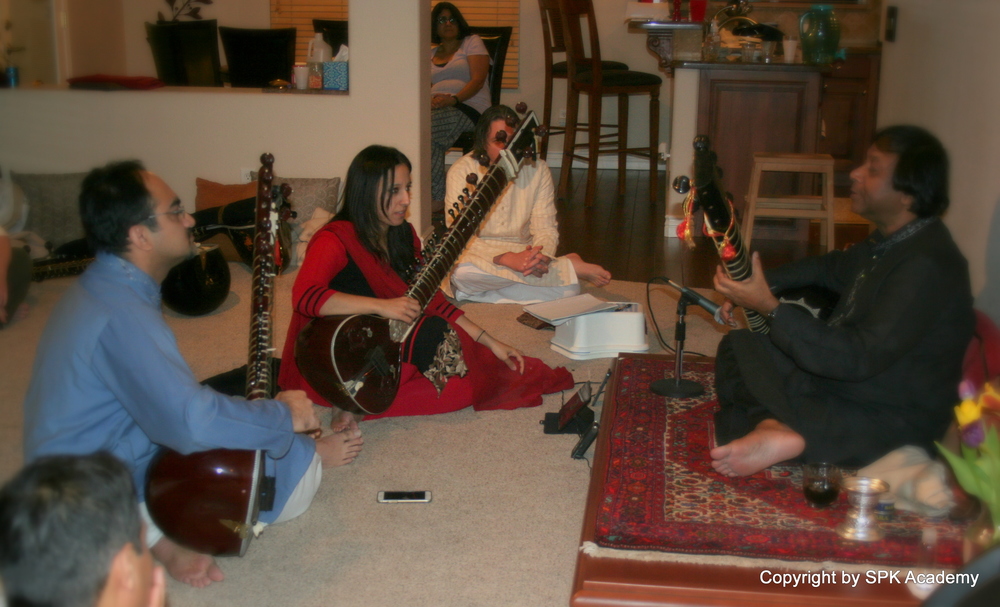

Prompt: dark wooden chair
[537,0,627,159]
[451,26,512,154]
[145,19,222,87]
[312,19,349,57]
[218,27,296,88]
[558,0,661,207]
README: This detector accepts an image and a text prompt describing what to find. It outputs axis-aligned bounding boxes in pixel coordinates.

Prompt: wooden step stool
[743,152,836,252]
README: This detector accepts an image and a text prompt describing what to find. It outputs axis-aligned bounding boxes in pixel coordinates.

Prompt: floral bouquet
[936,380,1000,545]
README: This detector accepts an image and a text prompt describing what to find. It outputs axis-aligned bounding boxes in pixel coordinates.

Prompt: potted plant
[158,0,214,22]
[937,380,1000,560]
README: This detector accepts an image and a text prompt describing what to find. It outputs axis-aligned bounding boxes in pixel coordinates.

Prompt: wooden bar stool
[537,0,628,160]
[742,152,837,252]
[557,0,661,208]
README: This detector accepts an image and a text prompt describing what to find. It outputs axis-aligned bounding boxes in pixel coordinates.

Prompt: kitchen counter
[672,59,829,73]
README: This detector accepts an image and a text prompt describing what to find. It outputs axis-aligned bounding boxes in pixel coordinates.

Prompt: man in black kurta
[710,125,974,477]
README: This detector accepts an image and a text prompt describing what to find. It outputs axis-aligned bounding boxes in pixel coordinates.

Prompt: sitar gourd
[145,154,293,556]
[296,107,542,415]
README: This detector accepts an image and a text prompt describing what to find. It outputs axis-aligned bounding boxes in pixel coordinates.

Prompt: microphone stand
[650,294,705,398]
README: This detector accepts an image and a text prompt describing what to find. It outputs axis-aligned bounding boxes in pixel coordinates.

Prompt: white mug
[783,39,798,64]
[293,65,309,90]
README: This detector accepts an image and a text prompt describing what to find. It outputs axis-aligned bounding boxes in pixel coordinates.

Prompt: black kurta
[716,218,975,467]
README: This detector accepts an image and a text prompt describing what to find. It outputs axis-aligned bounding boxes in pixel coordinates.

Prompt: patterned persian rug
[594,354,965,568]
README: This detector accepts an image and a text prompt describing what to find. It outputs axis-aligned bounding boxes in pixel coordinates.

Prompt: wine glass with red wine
[802,463,841,508]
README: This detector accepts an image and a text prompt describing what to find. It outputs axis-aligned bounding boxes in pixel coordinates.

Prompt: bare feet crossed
[315,409,363,467]
[316,431,364,468]
[566,253,611,287]
[330,408,362,437]
[709,419,806,477]
[151,536,225,588]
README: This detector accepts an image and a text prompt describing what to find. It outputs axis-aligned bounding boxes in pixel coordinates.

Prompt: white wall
[0,0,433,235]
[877,0,1000,299]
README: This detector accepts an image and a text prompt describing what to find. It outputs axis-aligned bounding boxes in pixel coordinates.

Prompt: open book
[522,294,623,326]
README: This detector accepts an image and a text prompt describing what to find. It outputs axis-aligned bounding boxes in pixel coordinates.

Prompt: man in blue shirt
[23,161,363,588]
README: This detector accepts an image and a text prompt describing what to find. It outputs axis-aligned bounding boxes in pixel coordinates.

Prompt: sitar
[145,154,293,557]
[296,108,541,415]
[674,135,837,332]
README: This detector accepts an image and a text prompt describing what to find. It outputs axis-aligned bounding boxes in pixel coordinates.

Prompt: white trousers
[142,452,323,548]
[450,262,580,304]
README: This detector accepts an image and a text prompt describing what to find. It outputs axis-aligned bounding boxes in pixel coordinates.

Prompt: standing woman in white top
[430,2,491,208]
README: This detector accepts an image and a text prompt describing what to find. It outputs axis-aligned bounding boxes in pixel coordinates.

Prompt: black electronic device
[571,422,599,459]
[542,382,593,434]
[376,491,432,503]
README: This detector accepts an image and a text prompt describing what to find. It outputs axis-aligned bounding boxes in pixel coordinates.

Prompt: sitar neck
[245,154,287,400]
[693,139,770,334]
[388,110,539,343]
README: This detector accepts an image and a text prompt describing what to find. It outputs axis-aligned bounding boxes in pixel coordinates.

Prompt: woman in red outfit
[279,145,573,428]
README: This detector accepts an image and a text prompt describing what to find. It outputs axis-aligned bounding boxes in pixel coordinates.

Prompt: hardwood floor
[550,166,859,289]
[436,166,869,290]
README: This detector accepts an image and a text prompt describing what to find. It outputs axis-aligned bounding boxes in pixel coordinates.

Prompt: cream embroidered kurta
[445,154,574,288]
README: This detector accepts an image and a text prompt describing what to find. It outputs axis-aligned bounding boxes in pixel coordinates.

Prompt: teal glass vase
[799,5,841,65]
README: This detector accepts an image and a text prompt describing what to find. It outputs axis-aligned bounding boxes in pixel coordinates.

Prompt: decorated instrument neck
[387,111,539,343]
[245,154,286,400]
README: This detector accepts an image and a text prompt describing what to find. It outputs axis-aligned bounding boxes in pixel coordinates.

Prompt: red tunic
[278,220,573,418]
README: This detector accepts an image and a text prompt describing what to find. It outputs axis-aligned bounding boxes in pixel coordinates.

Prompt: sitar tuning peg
[451,201,461,212]
[494,130,508,144]
[515,102,528,114]
[535,125,548,138]
[672,175,690,194]
[466,173,479,186]
[448,208,457,220]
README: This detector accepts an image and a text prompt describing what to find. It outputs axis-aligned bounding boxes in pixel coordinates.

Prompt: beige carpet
[0,264,729,607]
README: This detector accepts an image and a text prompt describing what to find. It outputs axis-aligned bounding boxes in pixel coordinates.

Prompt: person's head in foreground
[0,452,165,607]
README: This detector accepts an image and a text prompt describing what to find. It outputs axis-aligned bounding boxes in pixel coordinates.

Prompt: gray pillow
[11,172,88,248]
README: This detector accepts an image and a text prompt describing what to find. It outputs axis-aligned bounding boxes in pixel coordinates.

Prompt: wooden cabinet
[816,50,882,195]
[696,67,823,214]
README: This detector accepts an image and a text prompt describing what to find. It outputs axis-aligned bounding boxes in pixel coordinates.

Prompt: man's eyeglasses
[146,208,187,222]
[436,16,457,25]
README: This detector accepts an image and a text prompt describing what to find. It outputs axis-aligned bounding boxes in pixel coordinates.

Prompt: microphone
[664,278,724,324]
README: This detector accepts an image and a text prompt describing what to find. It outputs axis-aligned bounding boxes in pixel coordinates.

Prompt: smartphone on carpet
[377,491,432,503]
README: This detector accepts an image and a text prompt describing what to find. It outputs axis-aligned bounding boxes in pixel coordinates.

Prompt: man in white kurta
[445,106,610,304]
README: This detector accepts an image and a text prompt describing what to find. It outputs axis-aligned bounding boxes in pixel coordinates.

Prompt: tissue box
[323,62,348,90]
[549,303,649,360]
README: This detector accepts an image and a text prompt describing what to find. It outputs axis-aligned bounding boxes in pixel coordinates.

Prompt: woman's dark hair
[431,2,471,44]
[872,125,950,217]
[79,160,156,255]
[472,105,520,160]
[334,145,416,280]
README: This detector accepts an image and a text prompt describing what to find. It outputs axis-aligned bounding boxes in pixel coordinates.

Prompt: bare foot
[709,419,805,477]
[151,536,224,588]
[566,253,611,287]
[316,432,364,468]
[330,408,362,438]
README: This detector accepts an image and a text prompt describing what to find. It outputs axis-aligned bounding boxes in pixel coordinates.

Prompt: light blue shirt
[23,253,313,517]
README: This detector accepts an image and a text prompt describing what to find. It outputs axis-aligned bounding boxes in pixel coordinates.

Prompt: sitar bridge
[388,318,413,343]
